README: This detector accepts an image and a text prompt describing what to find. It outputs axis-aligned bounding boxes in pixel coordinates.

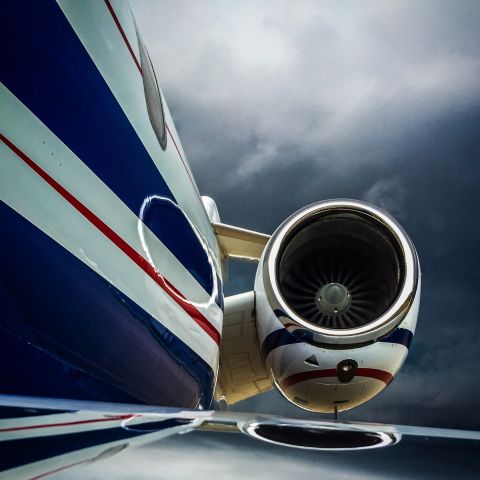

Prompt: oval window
[140,196,214,296]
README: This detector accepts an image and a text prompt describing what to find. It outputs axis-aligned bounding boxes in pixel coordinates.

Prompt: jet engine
[254,199,420,413]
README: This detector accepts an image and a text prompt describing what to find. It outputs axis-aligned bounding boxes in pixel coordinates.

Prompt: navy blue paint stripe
[262,327,413,358]
[1,133,220,344]
[0,201,215,409]
[0,406,71,420]
[215,274,224,312]
[0,418,190,471]
[0,327,142,405]
[380,328,413,349]
[261,329,302,360]
[273,308,290,319]
[1,1,219,300]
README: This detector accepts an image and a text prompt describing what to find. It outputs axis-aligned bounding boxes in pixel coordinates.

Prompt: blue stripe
[380,328,413,348]
[0,406,70,419]
[273,309,315,343]
[0,327,142,405]
[0,418,191,471]
[261,329,301,360]
[0,201,215,409]
[1,1,220,302]
[273,308,290,319]
[262,326,413,358]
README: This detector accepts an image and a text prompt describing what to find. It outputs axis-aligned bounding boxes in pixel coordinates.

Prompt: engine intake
[254,199,421,412]
[262,199,418,346]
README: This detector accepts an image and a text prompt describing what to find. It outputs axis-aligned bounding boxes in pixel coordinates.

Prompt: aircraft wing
[1,395,479,479]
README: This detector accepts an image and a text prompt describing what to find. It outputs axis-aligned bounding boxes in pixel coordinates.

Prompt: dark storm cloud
[131,1,480,430]
[231,107,480,430]
[133,0,480,182]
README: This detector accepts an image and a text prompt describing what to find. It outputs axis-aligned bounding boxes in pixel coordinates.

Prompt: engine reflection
[241,421,401,451]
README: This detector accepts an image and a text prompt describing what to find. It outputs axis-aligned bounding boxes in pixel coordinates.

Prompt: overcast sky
[129,0,480,433]
[62,1,480,478]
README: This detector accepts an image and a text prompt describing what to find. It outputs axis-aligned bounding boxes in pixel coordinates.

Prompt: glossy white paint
[57,0,222,275]
[254,211,421,413]
[0,408,201,480]
[201,196,221,224]
[0,83,220,368]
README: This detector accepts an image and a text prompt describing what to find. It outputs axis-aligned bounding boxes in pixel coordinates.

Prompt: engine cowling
[255,199,420,413]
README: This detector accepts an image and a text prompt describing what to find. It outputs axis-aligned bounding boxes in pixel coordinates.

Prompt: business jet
[1,1,478,478]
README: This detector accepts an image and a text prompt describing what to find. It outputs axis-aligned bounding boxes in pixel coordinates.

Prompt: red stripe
[104,0,142,74]
[107,1,200,195]
[105,2,207,256]
[0,133,221,345]
[29,458,92,480]
[102,0,184,176]
[165,124,185,165]
[165,124,200,191]
[280,368,393,390]
[106,2,201,197]
[356,368,393,384]
[0,414,132,433]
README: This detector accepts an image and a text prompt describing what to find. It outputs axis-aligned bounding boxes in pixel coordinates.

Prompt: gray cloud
[362,176,406,220]
[133,0,480,178]
[131,0,480,431]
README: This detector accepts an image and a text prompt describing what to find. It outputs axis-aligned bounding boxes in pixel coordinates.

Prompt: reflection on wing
[1,396,479,479]
[0,396,204,479]
[239,423,400,450]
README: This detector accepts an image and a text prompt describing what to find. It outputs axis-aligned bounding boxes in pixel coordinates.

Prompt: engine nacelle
[255,199,420,413]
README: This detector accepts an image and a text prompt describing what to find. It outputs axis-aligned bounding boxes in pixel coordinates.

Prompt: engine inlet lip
[263,199,419,346]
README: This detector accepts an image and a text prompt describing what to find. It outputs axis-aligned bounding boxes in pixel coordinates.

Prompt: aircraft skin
[1,0,422,417]
[1,0,224,410]
[5,2,477,479]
